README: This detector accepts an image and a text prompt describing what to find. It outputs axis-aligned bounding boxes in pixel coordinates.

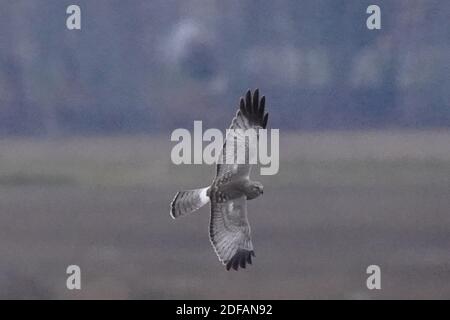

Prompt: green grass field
[0,131,449,299]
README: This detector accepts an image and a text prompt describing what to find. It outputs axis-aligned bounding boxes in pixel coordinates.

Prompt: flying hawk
[170,89,268,271]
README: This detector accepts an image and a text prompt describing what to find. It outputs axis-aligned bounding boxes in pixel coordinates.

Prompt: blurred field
[0,131,449,299]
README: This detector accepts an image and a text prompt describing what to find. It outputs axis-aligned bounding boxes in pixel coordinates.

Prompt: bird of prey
[170,89,268,271]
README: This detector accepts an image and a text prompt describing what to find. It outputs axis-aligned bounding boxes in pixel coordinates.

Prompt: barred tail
[170,187,210,219]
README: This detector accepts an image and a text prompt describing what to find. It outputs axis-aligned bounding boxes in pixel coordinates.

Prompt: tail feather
[170,187,210,219]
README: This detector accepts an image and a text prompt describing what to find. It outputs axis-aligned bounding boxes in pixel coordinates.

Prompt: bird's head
[247,181,264,199]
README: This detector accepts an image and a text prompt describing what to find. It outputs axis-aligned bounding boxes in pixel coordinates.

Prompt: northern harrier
[170,89,268,271]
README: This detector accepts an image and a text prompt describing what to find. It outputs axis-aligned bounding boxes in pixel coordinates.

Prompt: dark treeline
[0,0,449,135]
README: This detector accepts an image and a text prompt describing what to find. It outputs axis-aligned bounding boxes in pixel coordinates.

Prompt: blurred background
[0,0,449,299]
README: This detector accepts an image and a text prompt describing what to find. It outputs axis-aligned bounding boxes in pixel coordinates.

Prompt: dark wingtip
[225,250,255,271]
[239,98,246,115]
[259,96,266,117]
[253,89,259,113]
[239,254,246,269]
[245,90,252,114]
[239,89,268,128]
[263,113,269,129]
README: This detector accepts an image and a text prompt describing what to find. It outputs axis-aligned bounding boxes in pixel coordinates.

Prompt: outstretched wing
[216,89,268,178]
[209,194,255,271]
